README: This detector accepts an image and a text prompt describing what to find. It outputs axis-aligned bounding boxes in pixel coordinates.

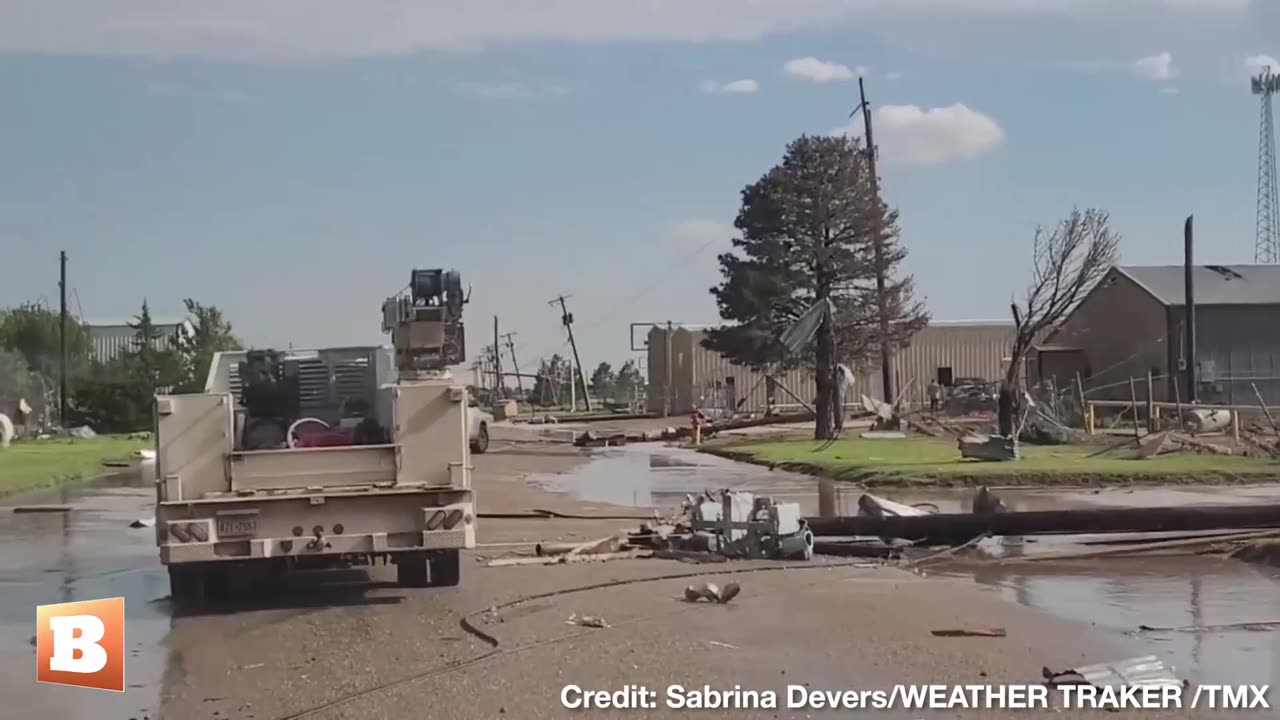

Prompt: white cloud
[784,57,863,83]
[0,1,1262,61]
[833,103,1005,167]
[455,82,568,99]
[1131,52,1178,80]
[1245,54,1280,74]
[669,220,736,246]
[701,79,760,95]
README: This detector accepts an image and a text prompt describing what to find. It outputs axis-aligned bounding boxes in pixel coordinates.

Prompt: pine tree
[704,134,929,439]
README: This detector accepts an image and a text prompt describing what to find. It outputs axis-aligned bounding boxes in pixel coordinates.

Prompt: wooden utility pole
[854,78,894,404]
[492,316,504,399]
[664,320,673,417]
[548,295,591,411]
[58,251,68,425]
[502,332,523,396]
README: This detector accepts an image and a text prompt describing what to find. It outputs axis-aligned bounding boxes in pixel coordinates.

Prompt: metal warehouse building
[1036,264,1280,405]
[87,319,192,362]
[643,321,1015,416]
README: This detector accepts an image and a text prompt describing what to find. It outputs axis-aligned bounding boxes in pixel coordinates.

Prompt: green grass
[709,436,1279,487]
[0,437,149,497]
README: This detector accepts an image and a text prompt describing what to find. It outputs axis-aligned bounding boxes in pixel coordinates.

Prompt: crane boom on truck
[154,269,476,608]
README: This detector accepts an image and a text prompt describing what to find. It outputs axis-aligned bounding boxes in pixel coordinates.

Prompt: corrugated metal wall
[1190,305,1280,406]
[89,323,189,362]
[890,322,1015,407]
[643,322,1014,415]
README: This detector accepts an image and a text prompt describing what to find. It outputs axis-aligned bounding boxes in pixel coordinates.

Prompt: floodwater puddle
[0,463,171,719]
[939,556,1280,687]
[533,445,1280,688]
[524,444,820,508]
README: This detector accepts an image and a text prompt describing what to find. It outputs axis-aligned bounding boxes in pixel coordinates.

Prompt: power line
[513,233,725,368]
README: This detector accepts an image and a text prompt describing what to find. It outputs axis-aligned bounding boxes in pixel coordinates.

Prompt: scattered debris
[0,412,12,448]
[103,460,132,468]
[1137,431,1171,459]
[1043,655,1185,691]
[130,517,156,528]
[68,425,97,439]
[860,431,905,439]
[12,505,72,514]
[931,627,1006,638]
[566,613,610,629]
[957,433,1018,462]
[706,640,739,649]
[684,490,813,560]
[1138,621,1280,633]
[136,449,156,461]
[486,550,651,567]
[683,581,740,604]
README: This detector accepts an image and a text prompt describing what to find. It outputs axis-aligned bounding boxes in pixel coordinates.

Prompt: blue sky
[1,1,1278,374]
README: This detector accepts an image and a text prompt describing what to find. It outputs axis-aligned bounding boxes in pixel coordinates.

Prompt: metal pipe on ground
[806,503,1280,545]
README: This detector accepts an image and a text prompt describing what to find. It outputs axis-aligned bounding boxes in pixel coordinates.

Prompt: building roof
[86,318,188,329]
[1116,265,1280,306]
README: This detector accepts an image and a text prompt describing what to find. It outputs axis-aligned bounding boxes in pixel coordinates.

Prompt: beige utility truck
[154,269,475,608]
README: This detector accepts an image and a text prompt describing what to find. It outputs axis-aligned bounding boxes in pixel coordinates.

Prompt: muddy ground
[2,420,1277,719]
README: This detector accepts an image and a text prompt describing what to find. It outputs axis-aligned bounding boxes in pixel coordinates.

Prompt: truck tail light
[426,510,446,531]
[443,509,464,529]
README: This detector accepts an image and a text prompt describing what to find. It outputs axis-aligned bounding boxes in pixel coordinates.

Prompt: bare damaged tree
[998,208,1120,436]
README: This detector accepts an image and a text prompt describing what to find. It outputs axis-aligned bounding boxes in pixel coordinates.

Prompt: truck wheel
[396,552,429,587]
[470,423,489,454]
[429,550,461,587]
[168,565,207,610]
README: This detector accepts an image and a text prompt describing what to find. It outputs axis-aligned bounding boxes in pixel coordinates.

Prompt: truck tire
[470,423,489,454]
[169,565,207,610]
[396,552,429,587]
[429,550,461,587]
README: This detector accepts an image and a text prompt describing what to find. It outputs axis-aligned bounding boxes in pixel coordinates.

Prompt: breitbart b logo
[36,597,125,691]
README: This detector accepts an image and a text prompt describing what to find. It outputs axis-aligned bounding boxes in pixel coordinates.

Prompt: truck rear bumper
[158,496,475,565]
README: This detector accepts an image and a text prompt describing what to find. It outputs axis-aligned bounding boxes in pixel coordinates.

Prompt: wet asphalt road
[0,469,169,719]
[4,438,1280,719]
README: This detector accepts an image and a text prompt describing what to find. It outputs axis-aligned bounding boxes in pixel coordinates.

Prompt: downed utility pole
[548,294,592,412]
[806,503,1280,545]
[492,316,505,399]
[502,331,523,396]
[852,77,894,404]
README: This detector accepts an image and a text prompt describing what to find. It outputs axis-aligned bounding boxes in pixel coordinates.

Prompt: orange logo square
[35,597,125,692]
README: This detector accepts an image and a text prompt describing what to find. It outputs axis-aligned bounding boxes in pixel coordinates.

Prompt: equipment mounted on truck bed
[154,268,477,609]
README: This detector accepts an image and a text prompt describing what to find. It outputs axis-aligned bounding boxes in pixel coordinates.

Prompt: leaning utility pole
[548,295,591,411]
[492,316,505,399]
[502,332,524,396]
[58,251,68,425]
[854,77,895,404]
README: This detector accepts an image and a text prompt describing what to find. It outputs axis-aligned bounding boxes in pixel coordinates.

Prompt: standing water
[0,464,171,719]
[529,444,1280,690]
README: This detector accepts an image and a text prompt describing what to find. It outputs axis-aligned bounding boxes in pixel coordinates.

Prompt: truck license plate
[216,516,258,538]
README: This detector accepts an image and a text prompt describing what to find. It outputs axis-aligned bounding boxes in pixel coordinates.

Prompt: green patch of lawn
[0,437,149,497]
[709,436,1279,486]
